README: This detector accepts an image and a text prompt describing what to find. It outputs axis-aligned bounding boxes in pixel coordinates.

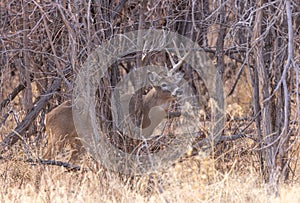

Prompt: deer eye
[161,83,167,88]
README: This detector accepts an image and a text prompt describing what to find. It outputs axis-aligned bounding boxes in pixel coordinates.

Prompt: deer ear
[174,72,184,82]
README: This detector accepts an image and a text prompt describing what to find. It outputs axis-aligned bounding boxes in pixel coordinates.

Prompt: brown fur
[43,100,84,162]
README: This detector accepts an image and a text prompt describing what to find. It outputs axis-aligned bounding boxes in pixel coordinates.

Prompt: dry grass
[0,70,299,202]
[0,146,299,203]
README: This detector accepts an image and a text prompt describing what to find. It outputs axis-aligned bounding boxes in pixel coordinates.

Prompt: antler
[166,41,191,74]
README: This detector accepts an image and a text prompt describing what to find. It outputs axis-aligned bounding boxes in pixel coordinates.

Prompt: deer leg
[44,133,68,160]
[69,137,84,162]
[43,131,55,159]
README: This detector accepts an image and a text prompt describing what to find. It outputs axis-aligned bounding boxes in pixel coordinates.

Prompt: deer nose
[172,88,183,97]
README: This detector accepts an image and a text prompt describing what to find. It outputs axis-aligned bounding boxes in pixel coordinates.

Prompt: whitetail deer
[43,71,184,162]
[44,47,190,161]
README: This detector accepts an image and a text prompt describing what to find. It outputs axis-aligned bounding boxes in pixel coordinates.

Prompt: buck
[43,71,184,161]
[43,49,190,162]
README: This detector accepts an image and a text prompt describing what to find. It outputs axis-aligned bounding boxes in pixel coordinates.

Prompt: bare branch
[0,73,63,154]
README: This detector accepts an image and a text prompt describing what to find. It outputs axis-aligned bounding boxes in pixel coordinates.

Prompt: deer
[43,46,190,162]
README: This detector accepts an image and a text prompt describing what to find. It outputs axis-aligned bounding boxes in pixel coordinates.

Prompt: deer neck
[141,88,173,128]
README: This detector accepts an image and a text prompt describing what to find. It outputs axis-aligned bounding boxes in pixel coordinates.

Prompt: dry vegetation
[0,0,300,202]
[0,150,299,202]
